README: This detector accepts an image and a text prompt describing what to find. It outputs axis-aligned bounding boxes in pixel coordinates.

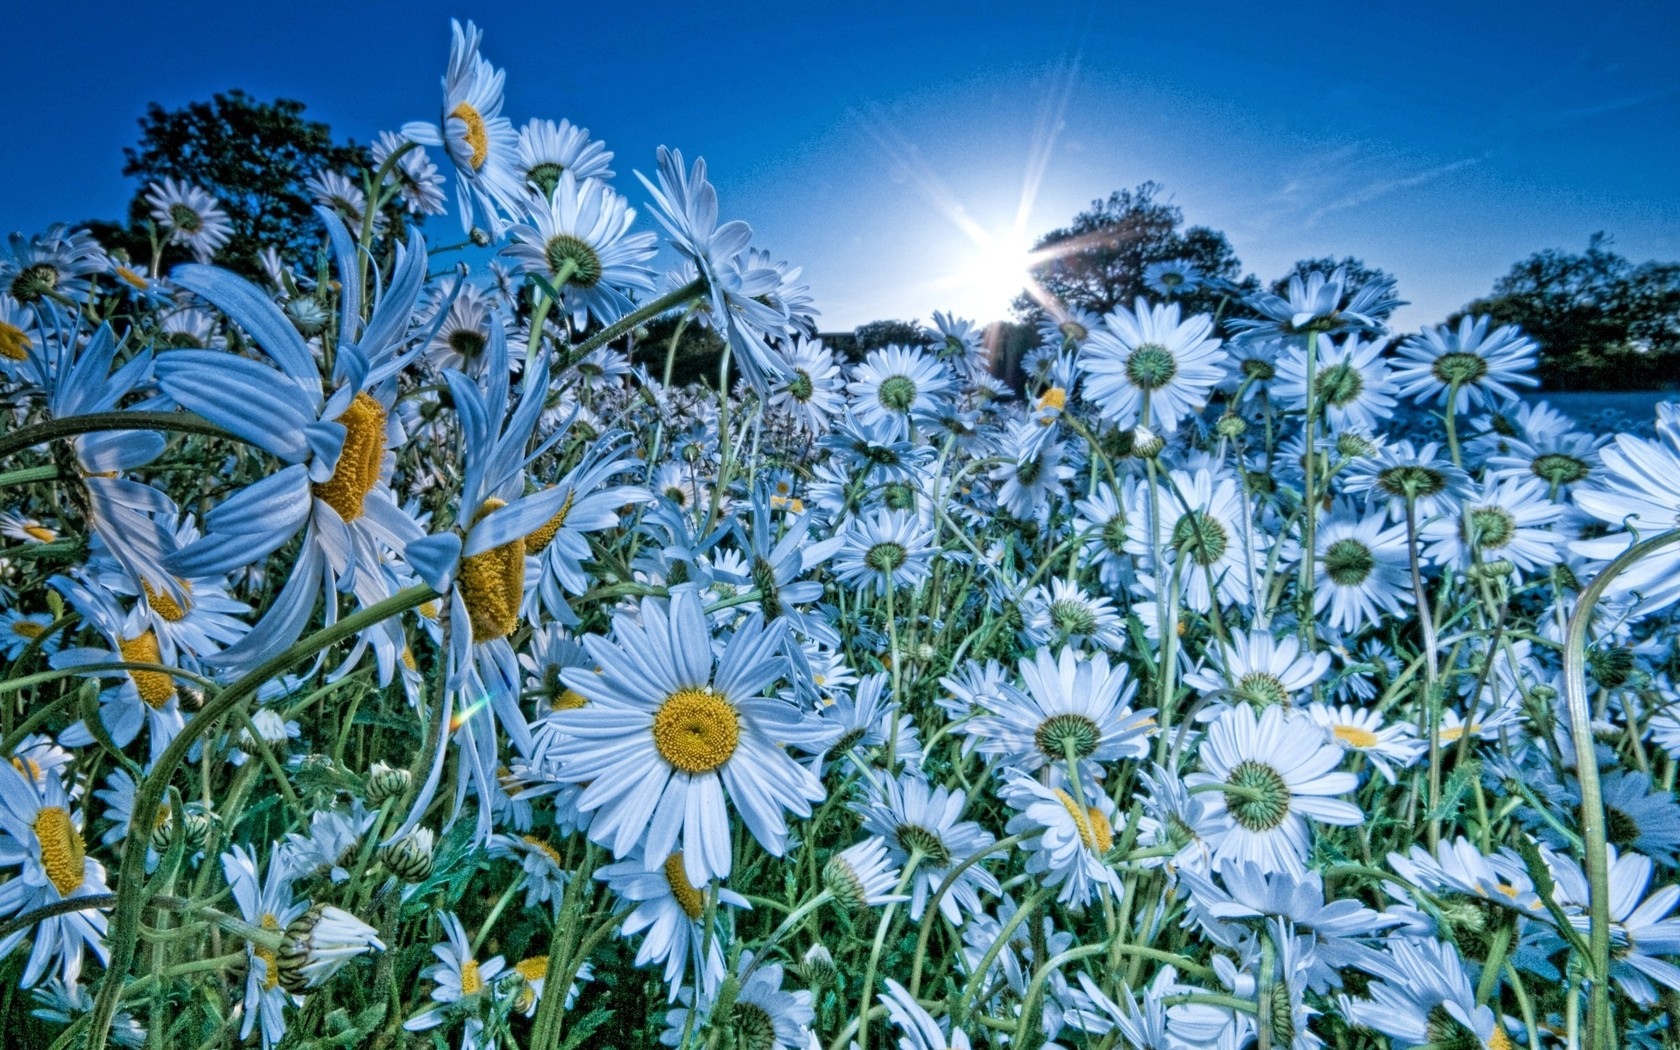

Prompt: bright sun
[959,232,1036,319]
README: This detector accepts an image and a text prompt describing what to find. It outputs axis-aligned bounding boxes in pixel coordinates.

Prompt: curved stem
[0,411,233,462]
[84,585,437,1050]
[1562,526,1680,1050]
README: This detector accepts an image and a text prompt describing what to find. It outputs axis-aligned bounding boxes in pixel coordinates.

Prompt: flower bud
[379,828,435,883]
[276,903,386,993]
[801,944,837,988]
[364,761,412,806]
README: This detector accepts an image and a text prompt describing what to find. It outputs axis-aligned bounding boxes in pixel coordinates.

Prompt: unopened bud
[364,761,412,806]
[379,828,435,883]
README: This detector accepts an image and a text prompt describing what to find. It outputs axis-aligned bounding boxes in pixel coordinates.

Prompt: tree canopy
[1461,233,1680,390]
[118,91,369,275]
[1015,181,1253,321]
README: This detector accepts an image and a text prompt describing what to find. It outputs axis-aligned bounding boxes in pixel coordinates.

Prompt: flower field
[2,18,1679,1050]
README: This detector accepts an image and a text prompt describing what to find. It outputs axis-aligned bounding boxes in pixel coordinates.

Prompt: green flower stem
[0,464,62,488]
[1475,922,1513,1007]
[1562,526,1680,1050]
[0,411,234,463]
[1298,330,1320,643]
[545,278,707,408]
[1443,380,1464,468]
[84,584,437,1050]
[1013,943,1107,1048]
[1404,498,1444,851]
[739,891,832,985]
[954,884,1054,1028]
[849,852,923,1050]
[908,833,1033,996]
[0,661,218,696]
[356,139,419,295]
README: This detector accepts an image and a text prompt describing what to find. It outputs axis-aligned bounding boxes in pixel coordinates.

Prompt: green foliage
[1461,233,1680,390]
[1016,181,1254,321]
[119,91,370,276]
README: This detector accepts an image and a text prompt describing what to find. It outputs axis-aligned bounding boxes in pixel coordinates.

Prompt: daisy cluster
[1,18,1679,1050]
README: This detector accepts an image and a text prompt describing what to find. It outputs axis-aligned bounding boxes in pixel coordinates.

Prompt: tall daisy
[857,774,999,924]
[1420,474,1561,574]
[1184,630,1331,710]
[1187,704,1362,876]
[143,178,233,263]
[514,117,614,199]
[1572,402,1680,616]
[1310,508,1412,632]
[769,336,845,434]
[1126,466,1267,612]
[503,171,657,330]
[1272,332,1397,433]
[832,509,936,596]
[846,344,954,441]
[1079,296,1227,432]
[222,844,307,1050]
[555,591,829,887]
[401,20,525,236]
[1392,315,1539,411]
[964,646,1152,778]
[0,763,109,988]
[597,851,750,1001]
[402,911,506,1047]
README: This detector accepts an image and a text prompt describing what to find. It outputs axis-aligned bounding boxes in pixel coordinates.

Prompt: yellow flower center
[551,688,587,712]
[11,620,45,639]
[1488,1026,1514,1050]
[401,647,418,671]
[32,806,85,897]
[11,755,42,780]
[1053,789,1114,853]
[115,265,148,290]
[457,498,526,643]
[1037,387,1067,415]
[142,579,192,622]
[652,688,739,774]
[459,958,484,996]
[1439,724,1468,744]
[524,490,576,555]
[311,392,387,523]
[254,914,282,991]
[450,102,490,170]
[521,835,564,867]
[663,852,706,919]
[23,524,56,543]
[512,955,547,1012]
[119,631,177,709]
[0,320,28,361]
[1332,724,1379,749]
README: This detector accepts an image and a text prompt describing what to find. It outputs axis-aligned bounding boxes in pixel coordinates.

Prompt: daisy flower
[0,763,109,988]
[881,977,974,1050]
[823,836,907,910]
[1272,332,1397,433]
[988,418,1076,523]
[503,170,657,330]
[832,509,936,596]
[403,911,507,1047]
[401,20,525,236]
[422,282,498,373]
[305,170,370,227]
[1019,578,1126,652]
[144,178,234,263]
[515,117,615,199]
[555,591,829,886]
[1079,296,1227,432]
[1229,265,1403,343]
[373,129,448,216]
[0,224,107,307]
[1126,466,1266,612]
[637,147,790,393]
[1593,771,1680,865]
[1572,402,1680,616]
[769,336,845,434]
[0,608,59,659]
[222,844,307,1049]
[846,344,954,441]
[660,950,814,1050]
[1072,479,1137,590]
[1001,769,1122,907]
[156,220,430,675]
[1548,847,1680,1005]
[524,436,652,624]
[1144,258,1205,297]
[1187,704,1362,876]
[966,645,1153,777]
[1420,474,1561,574]
[858,774,1000,924]
[0,293,39,373]
[1310,508,1412,632]
[1305,703,1424,784]
[1341,937,1513,1050]
[1342,439,1470,524]
[1392,314,1539,411]
[597,852,750,1001]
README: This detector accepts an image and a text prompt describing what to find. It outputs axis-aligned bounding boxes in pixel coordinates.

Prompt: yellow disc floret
[1332,724,1379,749]
[0,321,28,362]
[450,102,490,170]
[119,631,177,709]
[312,392,387,523]
[663,852,706,919]
[524,490,576,554]
[457,498,526,643]
[459,958,484,996]
[142,579,192,622]
[32,806,85,897]
[652,688,740,774]
[1053,789,1114,853]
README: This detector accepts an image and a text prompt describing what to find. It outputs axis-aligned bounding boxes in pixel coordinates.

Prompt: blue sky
[5,0,1677,331]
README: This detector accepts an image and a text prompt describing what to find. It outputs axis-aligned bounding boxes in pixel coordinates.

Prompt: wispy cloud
[1554,87,1680,123]
[1303,154,1485,227]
